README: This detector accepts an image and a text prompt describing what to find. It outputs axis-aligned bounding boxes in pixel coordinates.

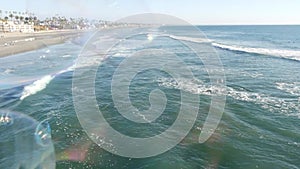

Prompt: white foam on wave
[61,55,72,58]
[109,34,210,57]
[13,37,35,43]
[3,68,15,74]
[110,46,133,58]
[58,64,76,74]
[74,52,106,69]
[160,35,300,61]
[20,75,54,100]
[276,82,300,96]
[165,34,212,43]
[212,43,300,61]
[19,63,76,101]
[39,55,46,59]
[157,77,300,118]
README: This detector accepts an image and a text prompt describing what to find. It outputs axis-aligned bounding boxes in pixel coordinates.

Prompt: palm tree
[20,16,24,22]
[33,16,38,25]
[25,17,29,23]
[4,16,9,23]
[9,14,13,21]
[15,15,19,22]
[29,17,33,24]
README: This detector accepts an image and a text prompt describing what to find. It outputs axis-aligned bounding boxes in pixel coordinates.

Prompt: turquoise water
[0,26,300,168]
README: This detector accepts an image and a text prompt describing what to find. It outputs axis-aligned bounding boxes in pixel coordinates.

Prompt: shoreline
[0,30,90,58]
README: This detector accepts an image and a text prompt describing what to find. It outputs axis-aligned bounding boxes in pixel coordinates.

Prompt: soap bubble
[0,110,55,169]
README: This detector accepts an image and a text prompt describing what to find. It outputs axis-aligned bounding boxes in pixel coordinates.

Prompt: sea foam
[20,75,54,100]
[276,82,300,96]
[212,42,300,61]
[20,64,75,101]
[157,77,300,118]
[166,35,212,43]
[162,34,300,61]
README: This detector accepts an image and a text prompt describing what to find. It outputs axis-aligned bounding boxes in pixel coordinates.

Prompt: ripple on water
[157,77,300,118]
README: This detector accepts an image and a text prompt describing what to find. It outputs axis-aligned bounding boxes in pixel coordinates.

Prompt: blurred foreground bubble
[0,112,13,126]
[0,110,55,169]
[35,119,52,147]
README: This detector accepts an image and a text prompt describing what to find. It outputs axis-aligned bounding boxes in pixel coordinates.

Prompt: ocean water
[0,25,300,169]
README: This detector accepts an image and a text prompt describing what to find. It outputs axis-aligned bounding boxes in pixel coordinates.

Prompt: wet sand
[0,30,87,57]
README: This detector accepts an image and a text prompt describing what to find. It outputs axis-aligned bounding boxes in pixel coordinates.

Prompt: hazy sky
[1,0,300,25]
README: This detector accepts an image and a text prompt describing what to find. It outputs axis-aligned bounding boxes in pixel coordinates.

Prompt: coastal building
[0,20,34,33]
[0,9,123,32]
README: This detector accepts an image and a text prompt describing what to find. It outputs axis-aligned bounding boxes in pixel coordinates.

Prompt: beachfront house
[0,20,34,33]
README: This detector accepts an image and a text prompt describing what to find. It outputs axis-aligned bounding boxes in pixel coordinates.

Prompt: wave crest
[20,75,54,100]
[212,42,300,61]
[166,35,211,43]
[161,34,300,61]
[157,77,300,118]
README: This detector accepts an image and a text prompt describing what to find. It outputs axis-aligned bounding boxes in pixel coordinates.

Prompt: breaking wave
[276,82,300,96]
[20,75,54,100]
[157,77,300,118]
[166,34,212,43]
[20,64,75,101]
[212,42,300,61]
[161,34,300,61]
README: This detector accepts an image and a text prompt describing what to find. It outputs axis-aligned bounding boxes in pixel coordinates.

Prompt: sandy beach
[0,30,87,57]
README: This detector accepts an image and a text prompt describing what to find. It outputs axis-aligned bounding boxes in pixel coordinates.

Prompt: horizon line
[194,24,300,26]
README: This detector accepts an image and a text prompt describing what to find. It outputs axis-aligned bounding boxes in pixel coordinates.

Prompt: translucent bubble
[0,112,13,126]
[0,110,55,169]
[35,119,52,147]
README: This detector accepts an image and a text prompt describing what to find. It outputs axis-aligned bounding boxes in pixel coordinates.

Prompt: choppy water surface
[0,26,300,169]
